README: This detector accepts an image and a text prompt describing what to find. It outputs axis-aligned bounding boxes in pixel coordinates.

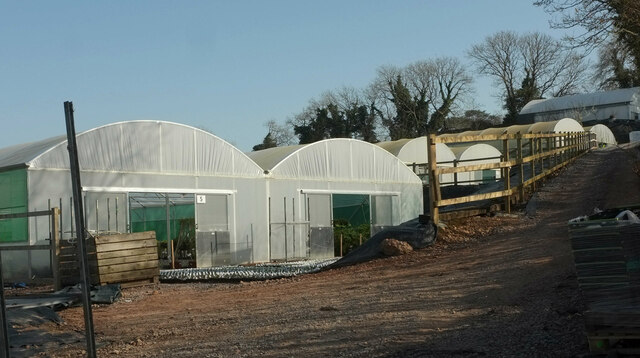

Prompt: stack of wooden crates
[569,206,640,354]
[57,231,160,288]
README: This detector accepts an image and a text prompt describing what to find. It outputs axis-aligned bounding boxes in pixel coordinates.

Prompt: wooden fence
[426,132,595,224]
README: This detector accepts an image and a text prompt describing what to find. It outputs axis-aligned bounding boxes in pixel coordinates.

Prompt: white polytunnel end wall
[585,124,617,146]
[449,144,503,185]
[527,118,584,134]
[0,121,272,279]
[377,137,457,185]
[247,138,423,261]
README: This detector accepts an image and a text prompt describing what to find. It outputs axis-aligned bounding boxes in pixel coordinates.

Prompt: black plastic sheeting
[6,306,83,357]
[328,215,437,269]
[1,284,122,356]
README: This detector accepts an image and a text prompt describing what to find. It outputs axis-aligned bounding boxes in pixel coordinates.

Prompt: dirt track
[46,145,640,357]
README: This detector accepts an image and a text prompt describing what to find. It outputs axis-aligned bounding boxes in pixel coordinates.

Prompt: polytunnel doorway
[332,194,371,257]
[128,192,196,268]
[194,194,231,268]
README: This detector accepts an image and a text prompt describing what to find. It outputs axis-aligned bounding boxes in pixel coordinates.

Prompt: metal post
[292,197,296,258]
[115,197,119,233]
[107,198,111,232]
[59,198,63,240]
[0,246,10,358]
[165,194,171,264]
[63,101,96,357]
[69,197,74,238]
[284,197,288,262]
[95,199,99,234]
[268,197,272,261]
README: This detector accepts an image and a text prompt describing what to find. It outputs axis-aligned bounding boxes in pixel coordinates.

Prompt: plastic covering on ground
[160,258,339,281]
[328,216,437,269]
[5,299,83,357]
[568,205,640,229]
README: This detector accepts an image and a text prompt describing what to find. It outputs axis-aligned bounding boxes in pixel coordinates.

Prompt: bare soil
[39,144,640,357]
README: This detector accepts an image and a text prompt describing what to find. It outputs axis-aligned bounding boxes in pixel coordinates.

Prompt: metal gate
[307,194,333,259]
[195,194,231,267]
[371,195,393,236]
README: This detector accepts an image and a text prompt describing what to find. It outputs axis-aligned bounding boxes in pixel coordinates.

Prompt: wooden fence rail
[426,132,596,224]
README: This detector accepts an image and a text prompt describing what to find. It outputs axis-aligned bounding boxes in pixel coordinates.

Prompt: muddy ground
[25,144,640,357]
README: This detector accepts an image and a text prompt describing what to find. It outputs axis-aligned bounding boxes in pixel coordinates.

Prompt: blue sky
[0,1,570,151]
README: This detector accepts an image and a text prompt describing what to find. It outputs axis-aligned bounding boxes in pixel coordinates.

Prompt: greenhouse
[584,124,617,146]
[527,118,584,134]
[376,137,457,185]
[0,121,269,279]
[247,138,423,261]
[449,144,503,185]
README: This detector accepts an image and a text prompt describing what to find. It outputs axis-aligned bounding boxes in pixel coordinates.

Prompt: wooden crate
[58,231,159,287]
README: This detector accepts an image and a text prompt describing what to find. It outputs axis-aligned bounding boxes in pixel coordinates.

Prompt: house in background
[518,87,640,125]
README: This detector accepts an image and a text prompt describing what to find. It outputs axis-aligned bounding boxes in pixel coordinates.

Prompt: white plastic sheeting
[584,124,617,145]
[28,121,264,177]
[249,139,421,184]
[376,137,457,165]
[527,118,584,134]
[376,137,456,185]
[450,144,503,185]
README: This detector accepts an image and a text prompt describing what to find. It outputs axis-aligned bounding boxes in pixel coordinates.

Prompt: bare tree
[370,58,472,137]
[468,31,587,123]
[429,57,473,131]
[536,0,640,88]
[534,0,640,51]
[593,39,640,89]
[265,120,295,146]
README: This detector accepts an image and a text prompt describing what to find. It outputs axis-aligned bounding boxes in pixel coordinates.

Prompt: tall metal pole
[0,247,11,358]
[64,101,97,357]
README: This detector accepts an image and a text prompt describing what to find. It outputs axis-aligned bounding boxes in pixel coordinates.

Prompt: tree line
[253,0,640,150]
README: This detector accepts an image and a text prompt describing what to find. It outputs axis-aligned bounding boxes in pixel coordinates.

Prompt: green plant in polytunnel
[333,219,370,256]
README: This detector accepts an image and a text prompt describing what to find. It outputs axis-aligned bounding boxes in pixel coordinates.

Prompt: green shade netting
[0,169,28,243]
[130,204,194,242]
[332,194,370,227]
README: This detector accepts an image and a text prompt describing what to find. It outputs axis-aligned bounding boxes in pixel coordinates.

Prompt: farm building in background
[0,121,423,281]
[518,87,640,125]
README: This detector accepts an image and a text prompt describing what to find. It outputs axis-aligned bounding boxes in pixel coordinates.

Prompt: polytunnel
[584,124,617,146]
[247,138,423,261]
[0,121,269,279]
[449,144,503,185]
[376,137,457,185]
[527,118,584,134]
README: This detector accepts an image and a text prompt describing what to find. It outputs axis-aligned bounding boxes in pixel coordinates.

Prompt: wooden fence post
[517,133,524,204]
[502,138,511,213]
[530,137,536,191]
[51,207,61,290]
[427,134,440,224]
[453,160,458,186]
